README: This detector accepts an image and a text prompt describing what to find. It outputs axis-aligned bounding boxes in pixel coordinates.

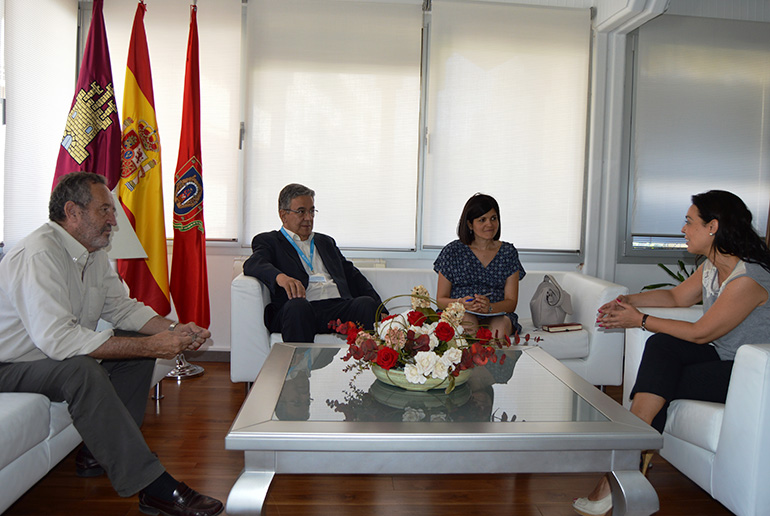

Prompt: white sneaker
[572,493,612,516]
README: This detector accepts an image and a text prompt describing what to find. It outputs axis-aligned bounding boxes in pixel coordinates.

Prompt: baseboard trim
[182,350,230,362]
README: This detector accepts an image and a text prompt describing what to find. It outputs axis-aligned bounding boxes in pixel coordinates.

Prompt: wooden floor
[4,361,733,516]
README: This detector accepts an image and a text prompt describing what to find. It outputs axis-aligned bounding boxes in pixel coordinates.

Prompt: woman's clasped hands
[596,295,644,329]
[462,293,492,314]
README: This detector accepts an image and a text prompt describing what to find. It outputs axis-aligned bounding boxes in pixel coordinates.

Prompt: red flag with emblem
[53,0,120,189]
[170,4,210,327]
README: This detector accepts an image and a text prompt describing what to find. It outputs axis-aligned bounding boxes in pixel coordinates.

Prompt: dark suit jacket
[243,230,385,324]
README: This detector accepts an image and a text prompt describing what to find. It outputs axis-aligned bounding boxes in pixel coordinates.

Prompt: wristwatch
[169,321,179,332]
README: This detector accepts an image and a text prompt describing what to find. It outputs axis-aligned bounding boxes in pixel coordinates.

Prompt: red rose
[407,310,427,327]
[435,321,455,342]
[475,327,493,343]
[376,347,400,370]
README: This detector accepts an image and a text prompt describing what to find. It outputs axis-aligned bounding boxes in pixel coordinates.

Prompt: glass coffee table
[226,343,662,515]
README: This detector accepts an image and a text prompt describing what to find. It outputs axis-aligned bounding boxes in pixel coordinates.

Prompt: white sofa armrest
[712,343,770,516]
[540,272,628,386]
[230,272,273,383]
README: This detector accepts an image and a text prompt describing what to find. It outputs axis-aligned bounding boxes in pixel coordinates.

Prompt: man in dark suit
[244,183,385,342]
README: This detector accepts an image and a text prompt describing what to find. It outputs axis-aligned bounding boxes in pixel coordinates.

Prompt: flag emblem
[60,81,117,165]
[173,158,204,231]
[121,118,159,191]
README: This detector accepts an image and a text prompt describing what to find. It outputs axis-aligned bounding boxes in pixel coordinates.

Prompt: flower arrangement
[329,285,518,393]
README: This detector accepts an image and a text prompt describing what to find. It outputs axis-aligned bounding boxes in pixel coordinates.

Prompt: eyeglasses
[283,208,318,217]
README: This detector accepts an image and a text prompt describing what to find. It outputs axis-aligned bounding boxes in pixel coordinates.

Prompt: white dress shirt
[282,227,341,302]
[0,222,157,362]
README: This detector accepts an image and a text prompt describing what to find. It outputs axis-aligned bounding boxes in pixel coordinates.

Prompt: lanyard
[281,227,315,272]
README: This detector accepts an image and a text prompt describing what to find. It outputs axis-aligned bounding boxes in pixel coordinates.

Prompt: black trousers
[0,356,165,497]
[268,296,380,342]
[631,333,733,433]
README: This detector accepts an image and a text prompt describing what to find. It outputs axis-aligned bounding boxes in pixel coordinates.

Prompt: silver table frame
[226,343,662,516]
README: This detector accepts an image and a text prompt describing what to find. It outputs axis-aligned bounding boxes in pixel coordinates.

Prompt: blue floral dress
[433,239,526,335]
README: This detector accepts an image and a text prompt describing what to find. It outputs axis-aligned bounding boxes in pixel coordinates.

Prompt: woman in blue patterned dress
[433,194,526,338]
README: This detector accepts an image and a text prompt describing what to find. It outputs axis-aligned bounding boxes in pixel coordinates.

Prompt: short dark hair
[49,172,106,222]
[691,190,770,272]
[457,193,501,245]
[278,183,315,211]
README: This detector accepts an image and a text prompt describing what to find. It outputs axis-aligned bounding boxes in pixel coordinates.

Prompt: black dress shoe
[138,482,224,516]
[75,446,105,478]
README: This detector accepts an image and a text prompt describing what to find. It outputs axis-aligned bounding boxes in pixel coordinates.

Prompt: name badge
[309,274,326,283]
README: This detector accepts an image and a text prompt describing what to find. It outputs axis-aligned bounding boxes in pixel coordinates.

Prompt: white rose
[441,347,463,366]
[430,361,449,380]
[430,413,448,422]
[404,363,427,384]
[414,351,440,377]
[428,332,440,351]
[402,407,426,422]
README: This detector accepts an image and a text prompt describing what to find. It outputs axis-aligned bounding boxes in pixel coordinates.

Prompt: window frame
[619,17,770,264]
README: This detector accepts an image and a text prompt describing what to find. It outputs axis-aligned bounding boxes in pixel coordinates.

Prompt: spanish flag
[170,4,210,328]
[53,0,120,190]
[117,1,171,316]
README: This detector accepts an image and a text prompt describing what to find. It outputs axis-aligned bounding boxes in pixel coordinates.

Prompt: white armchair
[230,260,628,387]
[625,309,770,516]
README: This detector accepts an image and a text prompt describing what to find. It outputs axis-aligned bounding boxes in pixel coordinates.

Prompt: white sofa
[624,307,770,516]
[230,261,628,386]
[0,360,173,514]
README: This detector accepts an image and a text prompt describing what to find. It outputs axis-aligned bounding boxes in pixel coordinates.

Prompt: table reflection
[273,346,607,423]
[275,348,521,422]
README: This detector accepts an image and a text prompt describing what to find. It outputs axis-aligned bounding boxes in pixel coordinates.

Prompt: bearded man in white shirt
[0,172,223,516]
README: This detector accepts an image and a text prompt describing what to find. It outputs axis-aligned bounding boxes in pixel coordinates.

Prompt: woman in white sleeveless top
[573,190,770,516]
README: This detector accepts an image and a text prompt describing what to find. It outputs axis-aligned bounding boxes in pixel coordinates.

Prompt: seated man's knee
[352,296,380,328]
[59,356,111,391]
[279,298,316,342]
[282,297,313,317]
[354,296,379,312]
[63,355,104,376]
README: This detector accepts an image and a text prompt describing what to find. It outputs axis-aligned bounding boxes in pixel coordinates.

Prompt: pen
[466,292,493,302]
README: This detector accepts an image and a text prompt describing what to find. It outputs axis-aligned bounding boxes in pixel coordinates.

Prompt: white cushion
[0,393,51,470]
[665,399,724,454]
[49,401,75,441]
